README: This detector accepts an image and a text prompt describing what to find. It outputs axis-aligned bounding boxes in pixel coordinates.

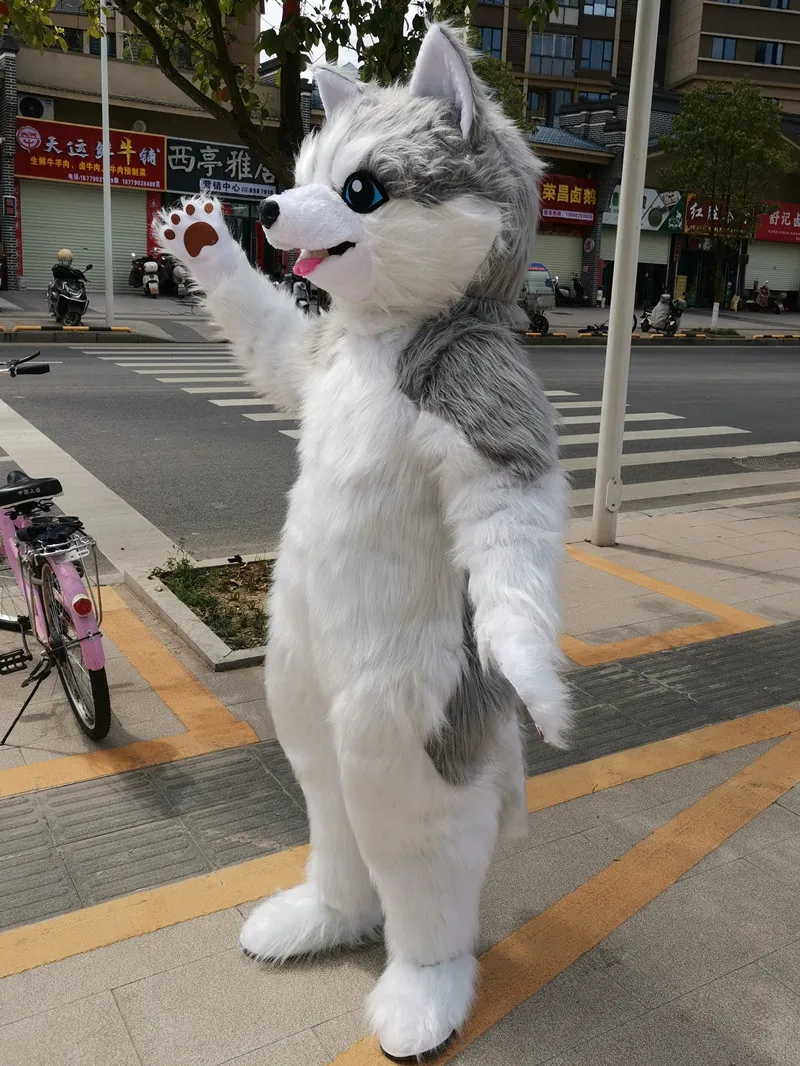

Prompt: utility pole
[590,0,661,546]
[100,2,114,327]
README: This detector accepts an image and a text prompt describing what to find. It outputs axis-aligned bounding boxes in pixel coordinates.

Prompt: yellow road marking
[567,544,773,631]
[0,586,258,798]
[331,728,800,1065]
[526,705,800,812]
[561,619,741,666]
[1,708,798,976]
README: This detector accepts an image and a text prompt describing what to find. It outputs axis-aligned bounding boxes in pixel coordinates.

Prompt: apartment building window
[478,27,502,59]
[527,90,541,112]
[762,0,788,8]
[51,27,84,52]
[550,0,579,24]
[530,34,576,76]
[583,1,616,15]
[710,37,737,60]
[579,91,610,101]
[718,0,740,4]
[479,0,505,5]
[755,41,784,64]
[580,38,613,71]
[89,33,117,58]
[54,0,85,10]
[548,89,574,125]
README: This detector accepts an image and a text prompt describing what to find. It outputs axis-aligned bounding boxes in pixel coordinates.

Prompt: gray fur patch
[425,595,519,786]
[397,299,559,481]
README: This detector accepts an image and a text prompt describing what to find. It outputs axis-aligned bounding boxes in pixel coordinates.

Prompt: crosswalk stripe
[559,426,749,447]
[210,399,279,407]
[558,412,683,427]
[570,469,800,507]
[551,401,604,410]
[102,358,233,364]
[562,441,800,472]
[157,375,247,383]
[281,429,301,439]
[126,366,235,374]
[182,387,255,394]
[544,391,577,397]
[244,412,298,422]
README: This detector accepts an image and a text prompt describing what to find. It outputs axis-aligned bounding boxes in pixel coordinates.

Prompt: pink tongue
[294,257,325,277]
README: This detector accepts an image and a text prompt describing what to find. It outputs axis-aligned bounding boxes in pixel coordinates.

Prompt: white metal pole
[590,0,661,546]
[100,3,114,327]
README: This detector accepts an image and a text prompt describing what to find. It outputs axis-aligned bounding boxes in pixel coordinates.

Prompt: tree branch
[200,0,249,121]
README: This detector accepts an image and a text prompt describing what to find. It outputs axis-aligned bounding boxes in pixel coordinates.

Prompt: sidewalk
[2,497,800,1065]
[546,304,800,338]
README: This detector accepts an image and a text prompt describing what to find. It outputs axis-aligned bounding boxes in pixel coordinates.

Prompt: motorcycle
[142,253,161,297]
[292,277,311,314]
[640,294,685,337]
[554,274,589,307]
[744,285,785,314]
[47,264,92,327]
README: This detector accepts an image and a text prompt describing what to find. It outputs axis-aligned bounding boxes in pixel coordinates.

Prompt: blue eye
[342,171,388,214]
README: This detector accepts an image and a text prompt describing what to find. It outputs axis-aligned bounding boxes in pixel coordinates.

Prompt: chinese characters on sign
[540,176,598,226]
[165,137,276,197]
[754,202,800,244]
[15,118,166,191]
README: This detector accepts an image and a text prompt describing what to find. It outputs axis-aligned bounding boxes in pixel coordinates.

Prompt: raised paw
[155,197,240,289]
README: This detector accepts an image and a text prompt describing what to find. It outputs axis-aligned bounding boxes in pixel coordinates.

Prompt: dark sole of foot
[380,1031,457,1063]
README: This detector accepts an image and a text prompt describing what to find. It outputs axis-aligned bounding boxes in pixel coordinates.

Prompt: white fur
[313,65,363,116]
[368,955,477,1060]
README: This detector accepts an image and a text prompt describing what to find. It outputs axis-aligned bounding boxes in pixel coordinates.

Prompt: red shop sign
[540,175,597,226]
[754,202,800,244]
[15,117,166,192]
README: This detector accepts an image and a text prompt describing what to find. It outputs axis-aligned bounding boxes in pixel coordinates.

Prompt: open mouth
[294,241,356,277]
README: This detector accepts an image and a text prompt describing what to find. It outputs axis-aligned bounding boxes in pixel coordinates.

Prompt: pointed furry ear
[313,66,363,116]
[409,24,475,139]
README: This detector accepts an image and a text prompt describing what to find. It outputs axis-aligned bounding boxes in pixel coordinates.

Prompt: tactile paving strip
[1,621,799,930]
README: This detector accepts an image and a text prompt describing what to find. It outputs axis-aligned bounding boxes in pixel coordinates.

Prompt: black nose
[260,199,280,229]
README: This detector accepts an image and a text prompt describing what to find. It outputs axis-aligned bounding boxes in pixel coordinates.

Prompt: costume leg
[239,639,381,961]
[331,685,506,1060]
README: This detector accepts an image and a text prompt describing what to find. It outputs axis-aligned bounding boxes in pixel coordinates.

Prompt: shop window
[580,38,613,71]
[710,37,737,61]
[755,41,784,64]
[530,34,575,77]
[478,27,502,59]
[583,1,616,15]
[89,33,117,58]
[527,90,541,112]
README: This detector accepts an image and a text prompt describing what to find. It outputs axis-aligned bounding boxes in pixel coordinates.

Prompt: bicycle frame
[0,507,105,671]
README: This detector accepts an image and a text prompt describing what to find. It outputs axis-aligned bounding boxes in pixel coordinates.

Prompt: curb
[123,568,266,672]
[524,332,800,346]
[3,329,160,345]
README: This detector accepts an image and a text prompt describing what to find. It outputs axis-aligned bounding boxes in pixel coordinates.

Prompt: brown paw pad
[183,220,219,258]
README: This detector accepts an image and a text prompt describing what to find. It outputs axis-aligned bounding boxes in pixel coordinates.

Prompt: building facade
[4,2,280,290]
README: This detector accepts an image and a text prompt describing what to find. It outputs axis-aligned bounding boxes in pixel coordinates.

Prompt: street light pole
[590,0,661,546]
[100,2,114,328]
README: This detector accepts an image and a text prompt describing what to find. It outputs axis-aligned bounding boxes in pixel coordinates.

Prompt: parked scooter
[47,249,92,326]
[640,293,685,337]
[292,276,311,314]
[142,251,161,297]
[554,273,589,307]
[744,283,785,314]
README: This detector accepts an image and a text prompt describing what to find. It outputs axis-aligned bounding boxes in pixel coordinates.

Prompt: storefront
[745,204,800,304]
[600,187,684,305]
[165,136,277,272]
[534,175,597,287]
[14,117,165,290]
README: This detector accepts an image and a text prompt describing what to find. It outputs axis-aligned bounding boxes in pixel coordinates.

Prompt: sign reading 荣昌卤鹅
[15,117,165,191]
[166,137,276,198]
[540,176,597,226]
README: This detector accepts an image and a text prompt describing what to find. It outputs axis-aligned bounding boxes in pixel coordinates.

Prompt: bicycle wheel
[0,546,29,632]
[41,565,111,739]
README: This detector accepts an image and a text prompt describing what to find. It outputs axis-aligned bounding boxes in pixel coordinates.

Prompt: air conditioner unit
[18,94,55,121]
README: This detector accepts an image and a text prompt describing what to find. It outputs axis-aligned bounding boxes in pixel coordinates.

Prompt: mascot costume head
[157,23,570,1063]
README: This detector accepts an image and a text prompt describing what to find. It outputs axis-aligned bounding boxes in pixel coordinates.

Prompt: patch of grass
[154,548,272,650]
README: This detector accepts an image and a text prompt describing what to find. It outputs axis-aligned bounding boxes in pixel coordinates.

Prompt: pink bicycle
[0,352,110,743]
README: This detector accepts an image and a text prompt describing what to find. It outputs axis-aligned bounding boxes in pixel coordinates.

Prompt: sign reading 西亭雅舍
[165,137,276,198]
[540,176,598,226]
[14,118,166,191]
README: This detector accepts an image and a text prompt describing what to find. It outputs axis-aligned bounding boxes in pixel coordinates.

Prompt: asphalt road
[2,342,799,562]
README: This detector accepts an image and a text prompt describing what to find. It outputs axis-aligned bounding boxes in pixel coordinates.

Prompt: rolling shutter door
[530,233,583,281]
[745,242,800,291]
[20,179,147,290]
[601,226,669,264]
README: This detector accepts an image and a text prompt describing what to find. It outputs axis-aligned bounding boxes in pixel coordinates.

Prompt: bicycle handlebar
[0,350,49,376]
[14,364,50,375]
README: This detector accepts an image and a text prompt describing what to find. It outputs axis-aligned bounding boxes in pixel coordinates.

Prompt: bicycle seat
[0,470,63,509]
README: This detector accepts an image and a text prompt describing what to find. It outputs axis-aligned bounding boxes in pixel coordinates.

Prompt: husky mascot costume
[157,23,570,1062]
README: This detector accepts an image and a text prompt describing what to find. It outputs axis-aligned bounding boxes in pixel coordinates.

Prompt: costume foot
[239,883,382,962]
[154,197,242,290]
[368,955,477,1062]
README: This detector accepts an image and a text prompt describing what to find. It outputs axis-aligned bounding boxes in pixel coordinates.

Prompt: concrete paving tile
[226,698,275,741]
[581,797,698,864]
[148,748,275,815]
[0,910,243,1025]
[0,990,141,1066]
[62,819,211,906]
[644,559,745,587]
[717,517,798,536]
[586,859,800,1007]
[15,711,186,761]
[0,843,80,930]
[0,794,53,858]
[571,548,671,573]
[577,625,644,646]
[635,739,781,804]
[759,937,800,996]
[540,963,800,1066]
[453,958,643,1066]
[743,833,800,891]
[722,531,800,554]
[727,547,800,572]
[690,574,798,604]
[113,944,384,1066]
[565,598,707,637]
[312,1007,368,1059]
[38,770,176,845]
[0,745,24,769]
[221,1030,330,1066]
[183,789,308,867]
[777,782,800,816]
[641,523,741,546]
[668,538,748,561]
[729,593,800,622]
